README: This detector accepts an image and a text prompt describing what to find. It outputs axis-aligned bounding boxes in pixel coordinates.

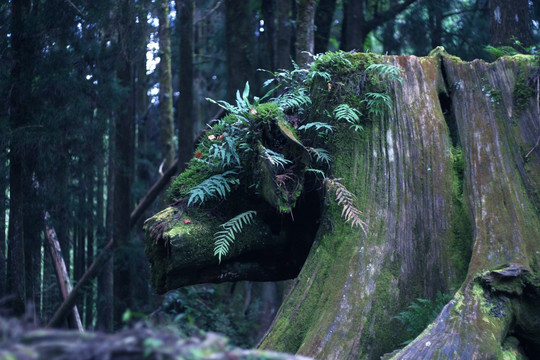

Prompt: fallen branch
[44,212,83,332]
[47,237,114,329]
[130,158,180,228]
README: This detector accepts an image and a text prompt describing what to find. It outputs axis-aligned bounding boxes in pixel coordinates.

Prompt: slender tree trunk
[260,0,276,72]
[490,0,531,47]
[0,148,6,297]
[158,0,175,172]
[97,120,114,332]
[295,0,316,67]
[225,0,255,99]
[275,0,292,69]
[314,0,337,54]
[340,0,365,51]
[178,0,194,171]
[7,0,32,316]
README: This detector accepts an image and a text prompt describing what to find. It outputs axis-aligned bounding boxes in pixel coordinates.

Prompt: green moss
[512,73,535,116]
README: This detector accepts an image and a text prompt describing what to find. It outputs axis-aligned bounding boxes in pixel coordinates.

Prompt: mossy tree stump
[145,50,540,359]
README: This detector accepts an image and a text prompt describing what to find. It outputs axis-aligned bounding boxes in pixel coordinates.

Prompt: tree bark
[490,0,531,47]
[275,0,293,69]
[295,0,316,67]
[225,0,255,99]
[158,0,175,171]
[177,0,194,172]
[314,0,337,54]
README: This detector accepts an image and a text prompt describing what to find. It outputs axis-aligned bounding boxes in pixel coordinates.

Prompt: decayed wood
[44,211,83,332]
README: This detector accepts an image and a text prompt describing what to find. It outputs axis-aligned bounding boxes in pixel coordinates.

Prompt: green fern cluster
[394,292,452,345]
[366,63,404,83]
[214,210,257,263]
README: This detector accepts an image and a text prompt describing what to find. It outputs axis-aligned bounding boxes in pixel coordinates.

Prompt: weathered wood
[44,212,83,332]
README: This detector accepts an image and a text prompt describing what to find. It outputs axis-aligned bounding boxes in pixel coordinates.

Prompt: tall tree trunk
[340,0,365,51]
[0,148,7,297]
[490,0,531,47]
[158,0,175,172]
[340,0,417,52]
[7,0,33,316]
[314,0,337,54]
[225,0,255,99]
[178,0,194,172]
[275,0,292,69]
[295,0,316,67]
[113,57,135,326]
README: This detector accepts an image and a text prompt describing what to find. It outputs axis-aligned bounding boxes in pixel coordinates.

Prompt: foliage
[154,286,260,348]
[307,147,332,166]
[187,170,240,207]
[333,103,363,131]
[261,149,293,169]
[362,92,393,118]
[213,210,257,263]
[298,122,334,133]
[324,178,366,233]
[394,292,453,345]
[366,63,404,83]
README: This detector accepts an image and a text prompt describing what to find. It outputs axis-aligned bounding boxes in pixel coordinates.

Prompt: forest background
[1,0,539,348]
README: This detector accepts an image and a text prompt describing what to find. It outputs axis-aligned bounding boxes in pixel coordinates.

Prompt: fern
[214,210,257,263]
[298,122,334,133]
[307,147,332,166]
[366,63,404,83]
[275,88,311,111]
[207,134,241,168]
[187,170,240,207]
[262,148,292,168]
[395,292,452,345]
[362,92,393,118]
[333,104,362,124]
[325,178,367,233]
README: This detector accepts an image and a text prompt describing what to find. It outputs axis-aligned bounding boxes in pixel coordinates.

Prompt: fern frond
[366,63,404,83]
[207,134,241,168]
[187,170,240,207]
[213,210,257,263]
[262,149,292,168]
[333,104,362,124]
[298,122,334,133]
[362,92,392,118]
[325,178,367,233]
[306,168,326,179]
[307,147,332,166]
[276,88,311,111]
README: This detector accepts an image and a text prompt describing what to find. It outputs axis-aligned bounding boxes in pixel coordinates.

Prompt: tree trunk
[158,0,175,171]
[145,50,540,359]
[275,0,292,69]
[490,0,531,47]
[178,0,195,172]
[295,0,316,67]
[225,0,255,99]
[314,0,337,54]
